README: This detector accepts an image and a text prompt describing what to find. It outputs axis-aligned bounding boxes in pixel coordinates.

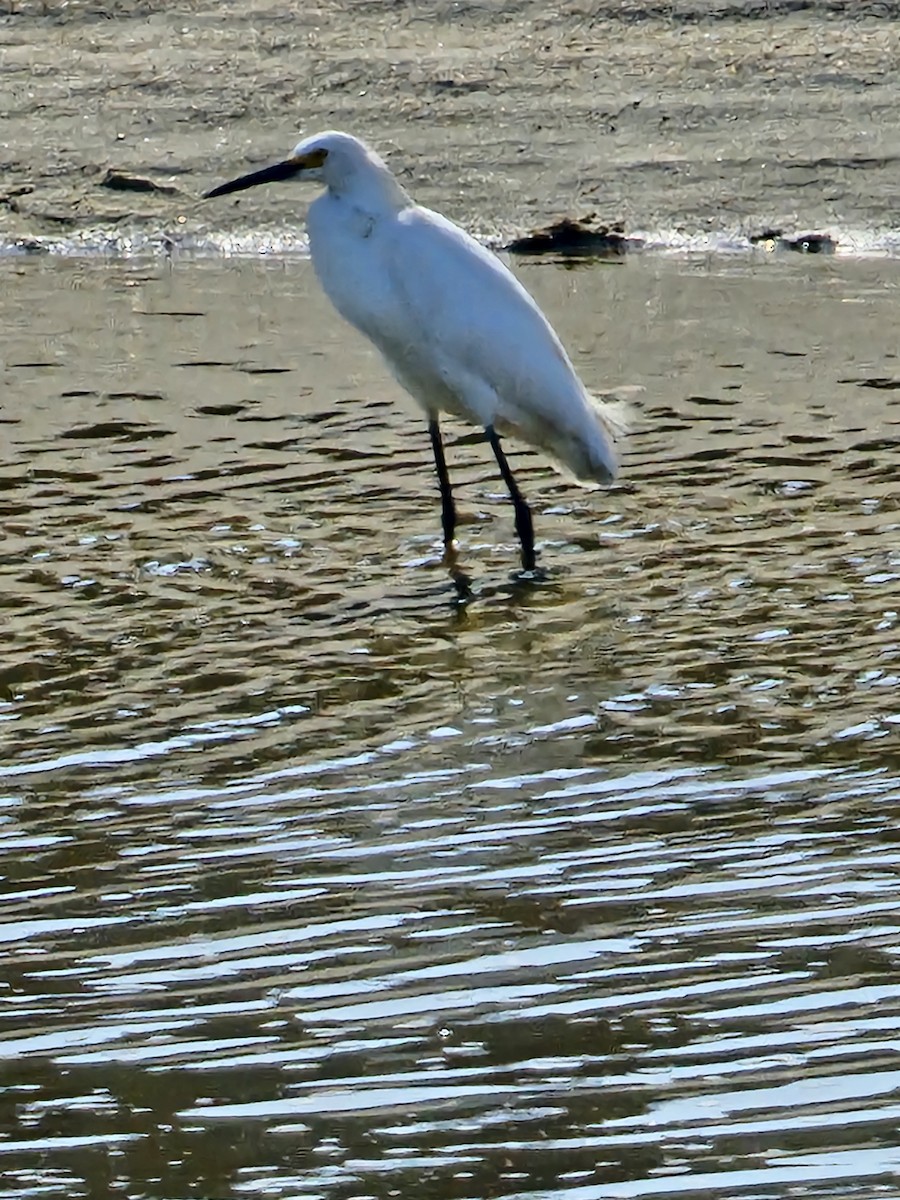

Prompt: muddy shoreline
[1,1,899,252]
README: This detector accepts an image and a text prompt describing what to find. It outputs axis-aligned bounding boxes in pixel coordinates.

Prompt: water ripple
[2,254,900,1199]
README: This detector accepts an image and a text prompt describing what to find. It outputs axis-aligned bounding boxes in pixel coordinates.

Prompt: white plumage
[206,130,625,574]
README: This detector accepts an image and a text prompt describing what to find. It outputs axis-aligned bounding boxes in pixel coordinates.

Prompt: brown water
[2,252,900,1199]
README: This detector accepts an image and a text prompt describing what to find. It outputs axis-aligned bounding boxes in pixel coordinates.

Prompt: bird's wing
[381,206,577,408]
[377,206,622,484]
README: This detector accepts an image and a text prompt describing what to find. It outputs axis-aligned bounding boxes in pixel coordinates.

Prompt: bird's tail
[550,387,636,486]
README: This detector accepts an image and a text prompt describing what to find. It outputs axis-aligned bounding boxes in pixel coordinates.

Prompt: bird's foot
[449,567,474,604]
[512,562,551,585]
[440,539,474,601]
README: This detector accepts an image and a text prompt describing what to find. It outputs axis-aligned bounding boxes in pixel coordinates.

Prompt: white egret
[205,131,625,574]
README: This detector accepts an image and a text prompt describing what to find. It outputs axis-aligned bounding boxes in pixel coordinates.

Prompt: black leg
[428,418,457,550]
[485,425,536,572]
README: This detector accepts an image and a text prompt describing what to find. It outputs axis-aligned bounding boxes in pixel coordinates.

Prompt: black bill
[204,159,300,199]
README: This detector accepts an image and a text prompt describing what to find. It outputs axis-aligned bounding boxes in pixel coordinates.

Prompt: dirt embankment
[1,1,898,248]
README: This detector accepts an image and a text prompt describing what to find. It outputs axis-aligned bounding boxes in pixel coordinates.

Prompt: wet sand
[2,1,899,250]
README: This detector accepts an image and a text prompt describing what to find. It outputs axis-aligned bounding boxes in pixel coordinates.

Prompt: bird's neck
[327,165,411,216]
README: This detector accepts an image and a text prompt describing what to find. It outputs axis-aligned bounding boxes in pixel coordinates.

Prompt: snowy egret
[205,131,625,573]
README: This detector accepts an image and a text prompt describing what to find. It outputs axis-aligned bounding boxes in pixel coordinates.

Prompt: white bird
[205,131,625,574]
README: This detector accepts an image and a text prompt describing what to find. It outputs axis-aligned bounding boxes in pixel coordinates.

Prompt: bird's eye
[298,148,328,168]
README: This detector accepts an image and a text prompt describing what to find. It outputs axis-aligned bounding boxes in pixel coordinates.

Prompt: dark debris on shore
[506,216,631,259]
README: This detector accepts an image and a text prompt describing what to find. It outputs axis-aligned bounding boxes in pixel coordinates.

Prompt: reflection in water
[1,254,900,1199]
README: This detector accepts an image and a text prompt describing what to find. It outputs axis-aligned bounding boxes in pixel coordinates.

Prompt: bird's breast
[308,202,409,350]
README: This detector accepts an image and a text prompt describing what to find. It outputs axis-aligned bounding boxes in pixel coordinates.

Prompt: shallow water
[2,252,900,1200]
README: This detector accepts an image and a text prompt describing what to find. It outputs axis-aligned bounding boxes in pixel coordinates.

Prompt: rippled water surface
[2,252,900,1199]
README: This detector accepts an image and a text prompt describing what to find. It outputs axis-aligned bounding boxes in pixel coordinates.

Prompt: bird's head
[204,131,409,208]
